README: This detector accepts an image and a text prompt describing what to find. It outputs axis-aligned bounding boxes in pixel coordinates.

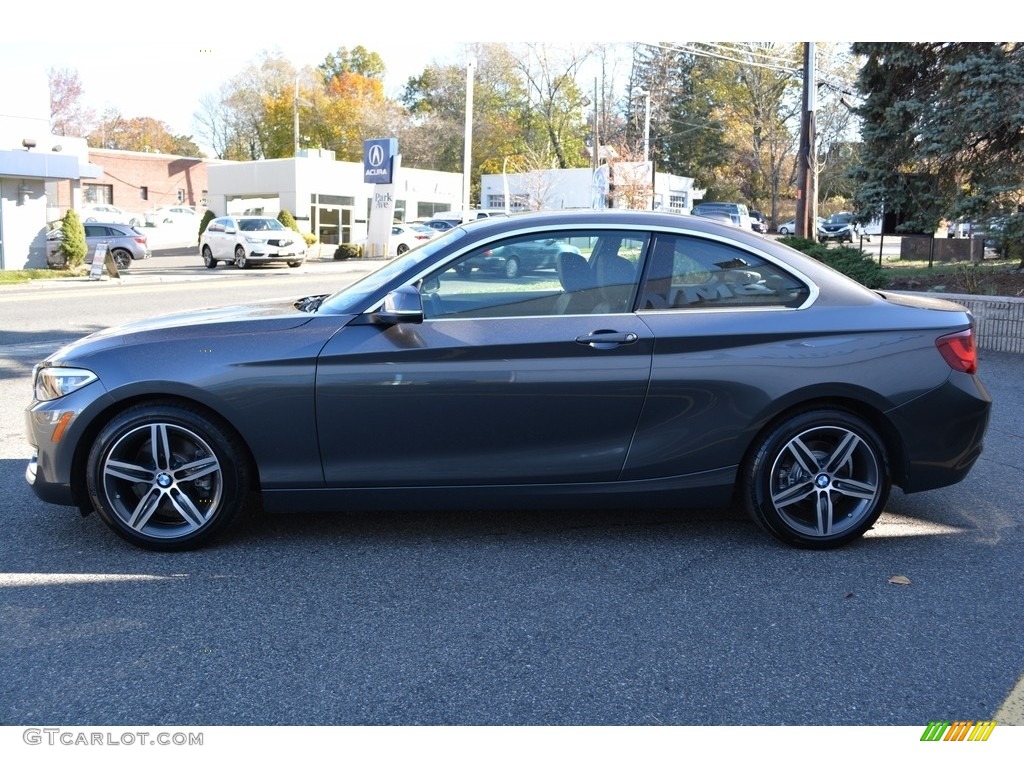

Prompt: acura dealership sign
[363,138,397,184]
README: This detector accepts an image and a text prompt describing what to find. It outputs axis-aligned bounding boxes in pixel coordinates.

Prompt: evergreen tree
[59,209,88,268]
[852,42,1024,247]
[277,209,299,232]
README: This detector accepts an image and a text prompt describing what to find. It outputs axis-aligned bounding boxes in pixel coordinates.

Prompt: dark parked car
[26,210,991,551]
[749,210,769,234]
[818,212,861,243]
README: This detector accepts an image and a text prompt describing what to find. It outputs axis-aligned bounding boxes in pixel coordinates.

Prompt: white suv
[200,216,306,269]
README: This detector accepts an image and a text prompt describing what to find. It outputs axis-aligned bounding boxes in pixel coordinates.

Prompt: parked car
[25,210,991,551]
[818,212,871,243]
[80,204,142,228]
[46,222,151,270]
[777,218,824,236]
[422,218,459,232]
[458,235,581,278]
[690,202,752,230]
[390,224,437,257]
[199,215,306,269]
[749,210,769,234]
[145,205,200,227]
[691,210,736,227]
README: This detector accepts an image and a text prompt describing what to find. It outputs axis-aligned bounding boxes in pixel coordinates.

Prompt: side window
[639,234,809,310]
[419,230,648,319]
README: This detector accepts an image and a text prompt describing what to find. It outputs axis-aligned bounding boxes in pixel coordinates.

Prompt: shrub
[197,209,216,244]
[277,209,299,232]
[333,243,362,260]
[58,209,88,268]
[780,236,889,289]
[302,232,317,247]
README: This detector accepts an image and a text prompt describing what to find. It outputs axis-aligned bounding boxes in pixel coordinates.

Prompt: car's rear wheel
[85,403,250,551]
[396,243,409,255]
[234,246,249,269]
[741,409,890,549]
[288,261,303,268]
[202,245,217,269]
[110,249,132,270]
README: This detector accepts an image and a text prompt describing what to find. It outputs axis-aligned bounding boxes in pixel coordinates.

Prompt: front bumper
[25,381,116,508]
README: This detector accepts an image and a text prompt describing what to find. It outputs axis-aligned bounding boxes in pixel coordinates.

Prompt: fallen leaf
[888,575,912,586]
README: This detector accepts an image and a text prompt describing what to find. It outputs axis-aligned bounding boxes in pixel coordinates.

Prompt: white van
[691,202,753,231]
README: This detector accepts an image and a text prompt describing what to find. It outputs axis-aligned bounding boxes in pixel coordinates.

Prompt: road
[0,247,1022,730]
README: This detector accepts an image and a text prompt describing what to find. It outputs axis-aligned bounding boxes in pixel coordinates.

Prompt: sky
[2,1,1011,157]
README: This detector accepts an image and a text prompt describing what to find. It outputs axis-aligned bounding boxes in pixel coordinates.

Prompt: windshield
[239,218,285,232]
[318,228,466,313]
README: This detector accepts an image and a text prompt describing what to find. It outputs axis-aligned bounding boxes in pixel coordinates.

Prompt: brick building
[55,148,220,223]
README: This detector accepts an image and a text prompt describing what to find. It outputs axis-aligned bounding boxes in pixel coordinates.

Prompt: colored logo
[920,721,997,742]
[363,138,397,184]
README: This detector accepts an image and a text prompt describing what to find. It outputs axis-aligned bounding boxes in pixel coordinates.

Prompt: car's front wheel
[85,403,250,551]
[234,245,249,269]
[202,245,217,269]
[110,249,132,270]
[503,255,521,279]
[741,409,890,549]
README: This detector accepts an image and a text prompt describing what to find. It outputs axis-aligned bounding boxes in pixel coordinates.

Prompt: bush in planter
[277,209,299,232]
[197,209,216,244]
[334,243,363,260]
[780,236,889,289]
[58,209,88,269]
[303,232,317,247]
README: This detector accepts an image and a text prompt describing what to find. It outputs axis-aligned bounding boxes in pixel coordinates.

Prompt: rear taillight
[134,237,147,245]
[936,328,978,374]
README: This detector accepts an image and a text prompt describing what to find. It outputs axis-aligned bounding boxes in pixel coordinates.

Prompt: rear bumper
[889,372,992,493]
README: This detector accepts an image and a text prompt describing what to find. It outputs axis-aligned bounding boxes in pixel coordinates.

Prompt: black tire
[778,226,790,235]
[202,245,217,269]
[396,243,409,255]
[503,255,521,279]
[288,260,303,268]
[234,245,249,269]
[111,249,132,270]
[85,403,250,551]
[741,409,890,549]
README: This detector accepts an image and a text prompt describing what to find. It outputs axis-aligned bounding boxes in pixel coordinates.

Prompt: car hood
[46,299,317,363]
[242,230,303,242]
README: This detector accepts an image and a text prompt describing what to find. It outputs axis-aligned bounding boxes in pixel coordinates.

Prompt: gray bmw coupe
[26,210,991,550]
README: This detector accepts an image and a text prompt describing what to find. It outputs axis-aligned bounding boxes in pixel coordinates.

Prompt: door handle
[575,331,639,348]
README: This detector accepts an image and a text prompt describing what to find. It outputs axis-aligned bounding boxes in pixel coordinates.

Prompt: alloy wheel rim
[101,423,223,539]
[769,425,881,538]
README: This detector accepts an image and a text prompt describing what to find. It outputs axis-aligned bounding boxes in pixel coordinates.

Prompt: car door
[209,218,234,260]
[314,229,655,486]
[627,232,813,481]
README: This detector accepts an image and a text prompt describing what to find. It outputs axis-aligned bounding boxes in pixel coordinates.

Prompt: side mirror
[375,285,424,325]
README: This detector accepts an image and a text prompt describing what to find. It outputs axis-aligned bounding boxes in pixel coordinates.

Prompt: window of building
[176,189,185,203]
[140,186,148,201]
[83,184,113,204]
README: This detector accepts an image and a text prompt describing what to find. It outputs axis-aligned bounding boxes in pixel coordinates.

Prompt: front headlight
[33,366,98,402]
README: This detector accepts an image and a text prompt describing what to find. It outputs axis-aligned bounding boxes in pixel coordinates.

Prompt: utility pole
[461,57,475,217]
[795,43,817,239]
